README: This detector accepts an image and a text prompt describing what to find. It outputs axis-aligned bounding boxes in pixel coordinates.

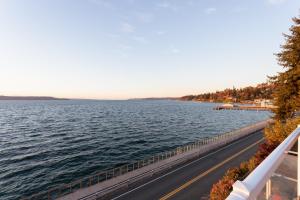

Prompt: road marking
[159,138,264,200]
[111,131,263,200]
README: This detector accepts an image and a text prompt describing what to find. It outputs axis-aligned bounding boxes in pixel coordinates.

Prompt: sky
[0,0,299,99]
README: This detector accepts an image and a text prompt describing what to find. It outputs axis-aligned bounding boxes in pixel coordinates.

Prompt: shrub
[210,139,279,200]
[265,117,300,144]
[210,168,242,200]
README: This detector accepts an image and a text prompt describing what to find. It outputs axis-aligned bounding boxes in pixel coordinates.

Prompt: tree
[270,17,300,120]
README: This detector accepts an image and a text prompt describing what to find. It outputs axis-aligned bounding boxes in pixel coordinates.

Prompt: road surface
[106,130,264,200]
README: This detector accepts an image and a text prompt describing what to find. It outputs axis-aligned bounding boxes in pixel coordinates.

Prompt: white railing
[227,125,300,200]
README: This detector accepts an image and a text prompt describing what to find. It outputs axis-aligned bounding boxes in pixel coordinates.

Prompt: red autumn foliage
[210,141,278,200]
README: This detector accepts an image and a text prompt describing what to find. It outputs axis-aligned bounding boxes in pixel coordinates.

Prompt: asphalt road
[109,130,264,200]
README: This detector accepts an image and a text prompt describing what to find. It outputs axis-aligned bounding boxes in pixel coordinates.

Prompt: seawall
[23,119,273,200]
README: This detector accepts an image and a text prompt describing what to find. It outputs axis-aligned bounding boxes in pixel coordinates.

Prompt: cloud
[232,6,246,13]
[205,7,216,14]
[187,1,195,6]
[267,0,287,4]
[133,36,148,44]
[121,23,135,33]
[120,52,129,58]
[156,2,178,11]
[135,12,154,23]
[166,46,180,54]
[120,44,132,50]
[154,30,166,36]
[106,33,120,38]
[88,0,113,9]
[157,2,171,8]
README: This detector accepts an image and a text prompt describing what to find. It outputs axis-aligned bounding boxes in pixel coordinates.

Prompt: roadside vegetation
[210,15,300,200]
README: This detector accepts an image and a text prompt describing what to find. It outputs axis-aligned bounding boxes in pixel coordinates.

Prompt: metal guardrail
[226,124,300,200]
[22,120,271,200]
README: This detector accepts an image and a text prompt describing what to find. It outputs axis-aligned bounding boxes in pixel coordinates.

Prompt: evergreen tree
[270,17,300,120]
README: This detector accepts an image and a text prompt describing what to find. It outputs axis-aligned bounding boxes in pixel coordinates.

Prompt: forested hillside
[180,83,274,103]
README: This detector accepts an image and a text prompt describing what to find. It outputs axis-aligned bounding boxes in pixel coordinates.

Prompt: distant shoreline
[129,98,254,105]
[0,95,68,100]
[128,97,179,100]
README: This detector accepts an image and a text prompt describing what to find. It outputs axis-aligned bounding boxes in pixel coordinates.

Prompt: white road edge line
[111,131,263,200]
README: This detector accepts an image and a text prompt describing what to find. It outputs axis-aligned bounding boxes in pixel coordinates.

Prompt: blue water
[0,100,271,199]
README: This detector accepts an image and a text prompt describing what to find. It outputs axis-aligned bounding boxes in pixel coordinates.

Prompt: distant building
[260,99,275,108]
[254,99,262,104]
[222,103,235,107]
[226,97,237,102]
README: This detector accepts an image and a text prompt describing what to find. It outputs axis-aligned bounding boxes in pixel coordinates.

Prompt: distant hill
[180,83,275,103]
[0,95,68,100]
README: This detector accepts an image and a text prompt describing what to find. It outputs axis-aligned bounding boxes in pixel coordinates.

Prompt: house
[260,99,275,108]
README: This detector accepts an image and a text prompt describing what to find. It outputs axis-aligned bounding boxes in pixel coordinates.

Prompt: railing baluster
[266,179,271,199]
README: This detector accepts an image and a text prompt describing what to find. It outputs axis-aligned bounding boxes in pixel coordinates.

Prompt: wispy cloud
[121,23,135,33]
[187,1,195,6]
[232,6,246,13]
[166,46,180,54]
[88,0,114,9]
[117,44,133,59]
[106,33,120,39]
[133,36,148,44]
[120,52,129,58]
[157,2,171,8]
[135,12,154,23]
[156,2,178,11]
[154,30,166,36]
[267,0,287,4]
[120,44,132,50]
[205,7,216,15]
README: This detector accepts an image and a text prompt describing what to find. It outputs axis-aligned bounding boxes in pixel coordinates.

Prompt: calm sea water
[0,100,271,199]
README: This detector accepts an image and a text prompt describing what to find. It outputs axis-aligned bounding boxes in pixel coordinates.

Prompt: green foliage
[271,17,300,120]
[181,83,274,103]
